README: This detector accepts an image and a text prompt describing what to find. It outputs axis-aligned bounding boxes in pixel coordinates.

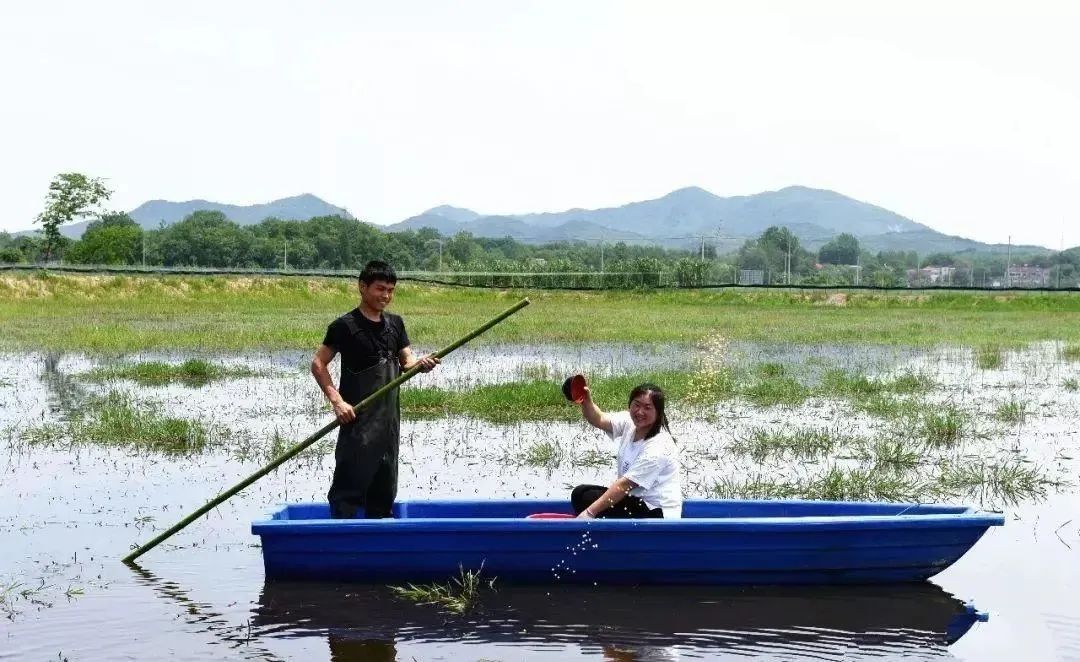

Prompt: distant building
[1005,265,1050,288]
[738,269,764,285]
[906,266,956,286]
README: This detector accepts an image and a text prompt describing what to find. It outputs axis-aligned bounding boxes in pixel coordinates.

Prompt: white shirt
[607,411,682,518]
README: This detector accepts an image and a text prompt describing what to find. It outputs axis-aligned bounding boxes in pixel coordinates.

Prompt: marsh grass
[936,459,1056,505]
[996,399,1028,424]
[1,578,52,619]
[851,394,921,420]
[754,362,786,378]
[741,374,810,407]
[4,273,1080,352]
[820,369,934,398]
[572,449,612,468]
[390,566,494,615]
[1060,344,1080,362]
[519,364,554,381]
[519,440,561,468]
[731,427,841,461]
[399,364,936,423]
[82,359,258,385]
[21,391,209,454]
[805,466,924,501]
[713,466,924,502]
[975,345,1004,370]
[853,439,923,471]
[1065,378,1079,392]
[403,371,686,423]
[918,406,968,447]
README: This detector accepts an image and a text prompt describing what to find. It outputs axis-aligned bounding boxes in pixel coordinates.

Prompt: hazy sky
[2,1,1077,248]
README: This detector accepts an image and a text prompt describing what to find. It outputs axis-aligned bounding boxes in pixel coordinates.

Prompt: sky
[1,0,1077,248]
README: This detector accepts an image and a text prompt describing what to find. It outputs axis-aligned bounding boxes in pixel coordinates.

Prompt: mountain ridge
[12,186,1052,254]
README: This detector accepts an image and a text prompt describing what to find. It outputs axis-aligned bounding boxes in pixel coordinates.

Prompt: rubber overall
[327,313,401,519]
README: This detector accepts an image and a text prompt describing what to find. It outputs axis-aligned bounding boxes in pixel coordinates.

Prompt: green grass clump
[820,369,934,398]
[851,394,921,420]
[519,440,560,468]
[81,359,257,385]
[995,399,1028,424]
[754,362,786,378]
[712,476,801,500]
[21,391,208,454]
[853,439,923,471]
[1065,378,1079,392]
[573,449,612,468]
[975,345,1003,370]
[731,428,840,461]
[802,466,923,502]
[741,375,809,407]
[713,466,924,502]
[390,566,494,615]
[918,406,968,447]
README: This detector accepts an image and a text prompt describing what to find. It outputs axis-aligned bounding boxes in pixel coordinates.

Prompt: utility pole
[284,239,288,269]
[1006,235,1012,288]
[142,234,146,267]
[600,242,605,274]
[1058,233,1063,289]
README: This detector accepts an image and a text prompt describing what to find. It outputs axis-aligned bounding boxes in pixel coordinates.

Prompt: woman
[572,381,682,519]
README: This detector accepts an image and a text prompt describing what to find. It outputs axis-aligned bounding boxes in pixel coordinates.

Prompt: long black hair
[628,383,670,440]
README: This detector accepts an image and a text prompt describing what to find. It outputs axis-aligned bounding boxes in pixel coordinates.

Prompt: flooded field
[2,341,1079,661]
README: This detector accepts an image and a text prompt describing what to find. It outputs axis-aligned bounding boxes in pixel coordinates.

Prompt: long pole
[122,297,531,563]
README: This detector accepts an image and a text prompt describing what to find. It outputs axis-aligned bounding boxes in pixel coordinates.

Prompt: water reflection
[253,580,985,660]
[40,352,93,416]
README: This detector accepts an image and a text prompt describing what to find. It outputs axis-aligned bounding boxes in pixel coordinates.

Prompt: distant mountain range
[15,186,1049,254]
[38,194,352,240]
[386,186,1046,254]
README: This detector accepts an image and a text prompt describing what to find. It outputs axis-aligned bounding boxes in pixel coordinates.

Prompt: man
[311,260,439,518]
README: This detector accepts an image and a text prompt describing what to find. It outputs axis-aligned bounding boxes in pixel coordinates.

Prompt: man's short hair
[360,260,397,286]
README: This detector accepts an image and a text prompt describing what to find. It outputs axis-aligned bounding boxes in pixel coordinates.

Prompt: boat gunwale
[251,499,1005,535]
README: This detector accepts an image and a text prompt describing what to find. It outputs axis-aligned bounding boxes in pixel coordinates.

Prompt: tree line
[3,173,1077,288]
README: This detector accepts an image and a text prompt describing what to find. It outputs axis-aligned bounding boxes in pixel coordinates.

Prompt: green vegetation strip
[401,367,935,424]
[3,273,1080,351]
[81,359,259,385]
[713,459,1057,506]
[19,391,210,454]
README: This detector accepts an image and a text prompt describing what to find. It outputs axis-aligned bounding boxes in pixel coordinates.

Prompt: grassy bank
[2,272,1079,352]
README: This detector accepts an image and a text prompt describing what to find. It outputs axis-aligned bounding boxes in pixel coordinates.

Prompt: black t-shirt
[322,309,411,372]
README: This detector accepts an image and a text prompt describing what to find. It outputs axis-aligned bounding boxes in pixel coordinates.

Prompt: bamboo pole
[122,297,530,563]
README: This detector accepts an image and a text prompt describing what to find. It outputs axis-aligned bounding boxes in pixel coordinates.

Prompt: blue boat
[251,498,1003,585]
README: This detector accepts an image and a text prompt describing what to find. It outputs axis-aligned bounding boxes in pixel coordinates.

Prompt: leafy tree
[67,213,143,265]
[156,211,252,267]
[923,252,955,267]
[818,233,860,265]
[35,173,112,261]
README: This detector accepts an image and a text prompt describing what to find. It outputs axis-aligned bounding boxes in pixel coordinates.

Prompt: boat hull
[251,499,1003,585]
